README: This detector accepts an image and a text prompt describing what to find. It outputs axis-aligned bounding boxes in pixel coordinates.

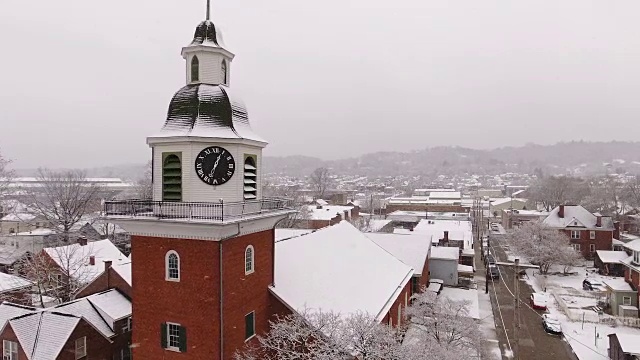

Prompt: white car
[542,314,562,335]
[530,293,549,310]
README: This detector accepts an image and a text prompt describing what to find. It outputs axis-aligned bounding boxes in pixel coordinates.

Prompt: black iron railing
[103,198,293,221]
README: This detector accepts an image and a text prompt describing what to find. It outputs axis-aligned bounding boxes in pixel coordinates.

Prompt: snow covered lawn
[561,317,640,360]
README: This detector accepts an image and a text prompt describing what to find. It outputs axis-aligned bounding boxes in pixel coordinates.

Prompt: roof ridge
[29,312,45,360]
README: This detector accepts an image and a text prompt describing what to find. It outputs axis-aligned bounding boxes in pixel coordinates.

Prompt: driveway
[485,232,578,360]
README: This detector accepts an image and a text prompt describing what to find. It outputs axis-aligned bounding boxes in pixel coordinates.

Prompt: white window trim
[572,244,581,251]
[3,340,18,360]
[623,296,632,306]
[75,336,87,359]
[590,244,596,253]
[590,231,596,240]
[122,316,132,333]
[571,230,581,240]
[245,311,256,342]
[245,245,255,275]
[166,322,181,352]
[165,250,180,282]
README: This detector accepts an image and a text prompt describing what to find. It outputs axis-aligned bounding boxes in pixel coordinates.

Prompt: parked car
[530,293,549,310]
[582,278,604,291]
[485,254,496,265]
[489,265,500,279]
[542,314,562,335]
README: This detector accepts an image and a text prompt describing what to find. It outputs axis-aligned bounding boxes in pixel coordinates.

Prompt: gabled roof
[0,272,32,292]
[366,233,431,276]
[543,205,615,230]
[10,311,81,360]
[271,221,414,322]
[43,239,128,284]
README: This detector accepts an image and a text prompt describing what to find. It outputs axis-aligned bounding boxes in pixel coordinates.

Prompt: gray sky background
[1,0,639,168]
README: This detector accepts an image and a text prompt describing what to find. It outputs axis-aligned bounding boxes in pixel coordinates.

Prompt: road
[485,229,578,360]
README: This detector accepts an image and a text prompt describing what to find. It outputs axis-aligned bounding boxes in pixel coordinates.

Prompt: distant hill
[15,141,640,179]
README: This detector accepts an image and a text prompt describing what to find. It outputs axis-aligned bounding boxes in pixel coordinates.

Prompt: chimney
[104,260,112,270]
[558,205,565,219]
[596,215,602,228]
[444,231,449,241]
[77,237,88,246]
[89,255,95,266]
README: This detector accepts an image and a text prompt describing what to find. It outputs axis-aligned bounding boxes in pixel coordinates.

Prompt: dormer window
[634,251,640,265]
[221,59,227,85]
[191,56,200,82]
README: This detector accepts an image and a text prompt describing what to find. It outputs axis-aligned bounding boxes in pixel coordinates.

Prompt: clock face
[194,146,235,185]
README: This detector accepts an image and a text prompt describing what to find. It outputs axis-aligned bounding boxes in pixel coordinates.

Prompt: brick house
[304,204,360,229]
[0,288,132,360]
[75,259,132,299]
[621,240,640,316]
[543,205,614,259]
[0,272,33,306]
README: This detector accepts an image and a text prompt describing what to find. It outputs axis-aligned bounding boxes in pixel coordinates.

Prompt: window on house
[590,231,596,240]
[245,245,254,275]
[75,336,87,359]
[411,277,419,295]
[35,222,40,228]
[623,296,632,306]
[122,316,132,333]
[8,228,14,234]
[634,251,640,265]
[120,347,132,360]
[571,231,580,239]
[166,251,180,281]
[245,311,255,340]
[3,340,18,360]
[161,322,186,352]
[221,59,228,85]
[162,153,182,202]
[191,56,199,82]
[572,244,581,251]
[590,244,596,253]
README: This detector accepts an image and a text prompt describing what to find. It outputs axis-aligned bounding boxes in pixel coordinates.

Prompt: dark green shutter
[245,312,255,339]
[160,323,167,349]
[179,326,187,352]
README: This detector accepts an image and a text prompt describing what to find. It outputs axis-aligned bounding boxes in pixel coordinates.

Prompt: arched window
[191,56,200,82]
[221,59,228,85]
[166,251,180,281]
[245,245,254,275]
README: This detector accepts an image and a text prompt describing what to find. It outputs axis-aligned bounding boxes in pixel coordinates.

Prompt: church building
[104,4,415,359]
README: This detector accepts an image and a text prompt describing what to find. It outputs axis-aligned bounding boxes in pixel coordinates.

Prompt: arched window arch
[221,59,228,85]
[191,56,200,82]
[166,250,180,281]
[245,245,254,275]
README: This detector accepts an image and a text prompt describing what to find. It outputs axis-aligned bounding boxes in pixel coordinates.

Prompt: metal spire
[206,0,211,20]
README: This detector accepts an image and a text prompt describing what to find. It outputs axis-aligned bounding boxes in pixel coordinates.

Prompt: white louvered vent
[244,156,258,200]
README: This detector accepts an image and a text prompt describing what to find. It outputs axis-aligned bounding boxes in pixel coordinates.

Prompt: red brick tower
[104,4,292,359]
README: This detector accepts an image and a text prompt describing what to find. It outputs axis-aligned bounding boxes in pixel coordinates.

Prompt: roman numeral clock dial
[194,146,236,185]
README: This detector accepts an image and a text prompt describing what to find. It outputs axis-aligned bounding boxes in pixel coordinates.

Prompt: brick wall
[75,268,131,299]
[131,229,276,360]
[0,323,29,359]
[562,229,613,259]
[57,319,114,359]
[381,280,412,327]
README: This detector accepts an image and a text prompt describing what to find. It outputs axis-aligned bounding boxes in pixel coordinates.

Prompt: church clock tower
[103,3,292,359]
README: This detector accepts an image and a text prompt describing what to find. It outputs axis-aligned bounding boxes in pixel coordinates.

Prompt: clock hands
[209,154,222,178]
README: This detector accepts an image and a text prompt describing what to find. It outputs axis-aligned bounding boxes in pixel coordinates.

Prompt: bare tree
[406,290,486,359]
[528,176,588,211]
[557,245,583,275]
[624,176,640,211]
[25,169,103,242]
[310,167,331,200]
[581,176,624,218]
[506,221,578,274]
[278,203,312,229]
[135,160,153,199]
[19,243,95,305]
[0,150,14,198]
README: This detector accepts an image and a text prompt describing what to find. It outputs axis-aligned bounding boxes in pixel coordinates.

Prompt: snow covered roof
[189,20,226,48]
[366,233,431,276]
[112,261,132,286]
[0,213,36,222]
[10,311,80,360]
[413,219,473,249]
[151,84,266,143]
[275,229,314,242]
[84,289,132,327]
[430,246,459,261]
[543,205,615,230]
[361,219,392,232]
[624,239,640,252]
[595,250,629,264]
[305,204,354,221]
[440,287,480,319]
[612,333,640,355]
[272,221,414,322]
[0,272,31,292]
[603,278,635,292]
[43,239,128,284]
[15,228,55,236]
[490,197,527,207]
[457,264,474,274]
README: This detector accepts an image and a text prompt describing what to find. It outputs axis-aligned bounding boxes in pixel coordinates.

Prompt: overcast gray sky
[1,0,639,168]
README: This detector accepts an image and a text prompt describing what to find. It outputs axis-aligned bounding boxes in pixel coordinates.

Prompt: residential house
[608,333,640,360]
[602,278,638,317]
[543,205,615,259]
[0,288,132,360]
[366,232,431,294]
[0,272,32,306]
[42,238,129,296]
[0,212,47,235]
[428,247,460,286]
[489,197,528,218]
[621,239,640,316]
[304,204,359,229]
[75,260,132,299]
[271,221,414,327]
[501,209,548,230]
[595,250,628,277]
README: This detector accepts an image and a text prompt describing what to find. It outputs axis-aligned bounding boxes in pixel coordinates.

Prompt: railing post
[221,200,224,221]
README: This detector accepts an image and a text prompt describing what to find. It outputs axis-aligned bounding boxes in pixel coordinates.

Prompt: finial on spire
[206,0,211,20]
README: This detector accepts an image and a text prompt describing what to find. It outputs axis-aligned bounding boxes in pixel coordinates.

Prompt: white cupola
[181,17,234,86]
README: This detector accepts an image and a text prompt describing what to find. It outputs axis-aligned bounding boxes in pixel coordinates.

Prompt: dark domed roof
[190,20,225,48]
[159,84,264,142]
